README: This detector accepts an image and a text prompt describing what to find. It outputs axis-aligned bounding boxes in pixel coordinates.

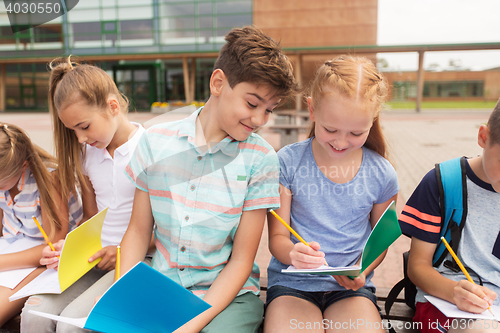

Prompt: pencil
[440,237,495,318]
[32,216,58,257]
[115,246,121,282]
[270,210,309,246]
[269,209,328,266]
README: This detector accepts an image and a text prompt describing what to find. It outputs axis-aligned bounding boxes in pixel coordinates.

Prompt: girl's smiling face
[308,91,375,161]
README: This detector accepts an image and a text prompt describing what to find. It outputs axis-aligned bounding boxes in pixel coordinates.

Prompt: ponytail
[48,56,129,200]
[49,57,85,201]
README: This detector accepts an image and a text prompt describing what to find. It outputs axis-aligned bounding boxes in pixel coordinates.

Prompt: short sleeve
[277,146,293,190]
[242,148,280,211]
[125,131,152,192]
[399,169,442,243]
[376,161,400,204]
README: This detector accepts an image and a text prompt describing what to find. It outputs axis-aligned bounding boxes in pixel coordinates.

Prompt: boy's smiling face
[203,69,281,142]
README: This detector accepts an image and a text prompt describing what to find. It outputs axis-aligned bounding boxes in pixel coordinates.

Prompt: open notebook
[425,295,500,321]
[29,262,212,333]
[9,208,107,301]
[0,237,45,289]
[282,201,401,276]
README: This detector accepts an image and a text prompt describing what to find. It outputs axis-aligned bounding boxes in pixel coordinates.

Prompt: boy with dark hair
[120,26,297,332]
[399,100,500,333]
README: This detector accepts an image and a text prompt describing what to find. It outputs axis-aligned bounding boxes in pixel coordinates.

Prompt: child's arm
[0,208,3,236]
[334,194,398,291]
[408,237,495,313]
[120,188,155,275]
[81,175,98,223]
[267,184,326,269]
[175,208,266,333]
[0,172,70,271]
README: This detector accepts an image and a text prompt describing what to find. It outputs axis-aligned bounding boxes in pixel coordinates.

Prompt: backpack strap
[433,157,468,267]
[384,252,416,333]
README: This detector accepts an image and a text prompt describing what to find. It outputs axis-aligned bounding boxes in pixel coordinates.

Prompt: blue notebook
[30,262,211,333]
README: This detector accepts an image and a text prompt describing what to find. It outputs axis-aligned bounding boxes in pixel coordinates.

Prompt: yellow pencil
[32,216,58,257]
[270,210,309,246]
[269,209,328,266]
[115,246,121,282]
[440,237,495,318]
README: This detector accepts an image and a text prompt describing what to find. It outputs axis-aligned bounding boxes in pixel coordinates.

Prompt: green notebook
[282,201,401,276]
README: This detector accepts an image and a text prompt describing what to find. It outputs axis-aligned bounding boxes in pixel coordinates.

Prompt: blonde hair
[0,123,62,237]
[48,56,129,200]
[308,55,389,158]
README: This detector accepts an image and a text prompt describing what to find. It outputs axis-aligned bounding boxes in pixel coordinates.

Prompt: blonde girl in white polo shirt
[0,123,82,328]
[20,57,150,333]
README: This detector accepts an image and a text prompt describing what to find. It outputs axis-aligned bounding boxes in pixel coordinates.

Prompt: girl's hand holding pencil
[269,209,327,269]
[289,242,326,270]
[39,239,64,270]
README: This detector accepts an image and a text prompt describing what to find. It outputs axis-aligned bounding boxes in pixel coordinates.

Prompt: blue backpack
[433,156,468,267]
[385,157,468,332]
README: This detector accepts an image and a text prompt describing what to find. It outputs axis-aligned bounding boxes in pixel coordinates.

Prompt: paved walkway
[0,108,491,289]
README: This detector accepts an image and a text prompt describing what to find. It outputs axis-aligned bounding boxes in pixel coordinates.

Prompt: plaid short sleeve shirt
[126,108,280,297]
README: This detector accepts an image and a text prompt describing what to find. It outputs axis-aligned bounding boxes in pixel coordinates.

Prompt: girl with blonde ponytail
[21,57,149,333]
[0,123,82,327]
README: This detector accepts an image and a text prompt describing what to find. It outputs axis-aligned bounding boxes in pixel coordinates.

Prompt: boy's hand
[453,280,497,313]
[289,241,325,269]
[333,273,366,291]
[39,239,64,270]
[89,245,118,271]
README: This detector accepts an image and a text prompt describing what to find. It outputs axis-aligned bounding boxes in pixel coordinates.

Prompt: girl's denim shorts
[266,285,380,313]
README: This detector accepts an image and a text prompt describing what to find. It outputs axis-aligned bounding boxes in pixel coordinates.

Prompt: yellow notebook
[9,208,107,301]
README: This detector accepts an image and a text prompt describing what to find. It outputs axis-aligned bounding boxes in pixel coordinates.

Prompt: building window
[0,26,16,44]
[120,19,153,40]
[102,21,118,34]
[423,81,484,98]
[33,25,62,43]
[72,21,101,41]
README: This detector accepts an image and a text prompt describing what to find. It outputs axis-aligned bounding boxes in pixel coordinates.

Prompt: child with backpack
[399,101,500,333]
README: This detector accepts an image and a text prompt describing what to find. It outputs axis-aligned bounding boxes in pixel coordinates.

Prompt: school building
[0,0,499,112]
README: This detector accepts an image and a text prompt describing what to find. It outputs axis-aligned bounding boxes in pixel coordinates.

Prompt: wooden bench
[259,280,417,333]
[376,287,418,333]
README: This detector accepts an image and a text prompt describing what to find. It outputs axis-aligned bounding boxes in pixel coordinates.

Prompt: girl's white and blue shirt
[0,167,82,244]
